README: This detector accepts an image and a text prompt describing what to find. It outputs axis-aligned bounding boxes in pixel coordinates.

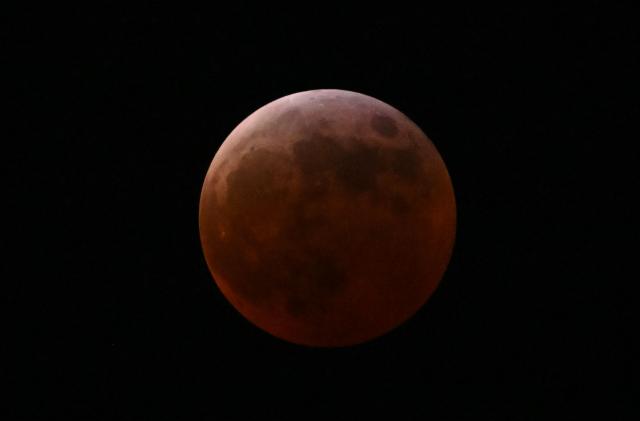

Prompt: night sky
[6,4,636,418]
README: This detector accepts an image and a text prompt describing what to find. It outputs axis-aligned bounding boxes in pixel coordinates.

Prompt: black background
[5,3,637,419]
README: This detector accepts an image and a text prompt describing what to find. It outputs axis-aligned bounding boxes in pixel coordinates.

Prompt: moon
[199,89,456,347]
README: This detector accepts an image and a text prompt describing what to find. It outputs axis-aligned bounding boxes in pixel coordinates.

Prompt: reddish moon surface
[199,89,456,347]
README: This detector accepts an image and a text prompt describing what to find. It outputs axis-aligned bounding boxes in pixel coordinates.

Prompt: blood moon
[199,89,456,347]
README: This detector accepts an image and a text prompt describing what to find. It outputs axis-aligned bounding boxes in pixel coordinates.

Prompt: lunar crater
[371,114,399,138]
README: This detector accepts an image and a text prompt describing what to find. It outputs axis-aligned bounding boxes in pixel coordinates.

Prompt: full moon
[199,89,456,347]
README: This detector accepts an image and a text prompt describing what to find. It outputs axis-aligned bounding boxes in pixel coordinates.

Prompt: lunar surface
[199,89,456,347]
